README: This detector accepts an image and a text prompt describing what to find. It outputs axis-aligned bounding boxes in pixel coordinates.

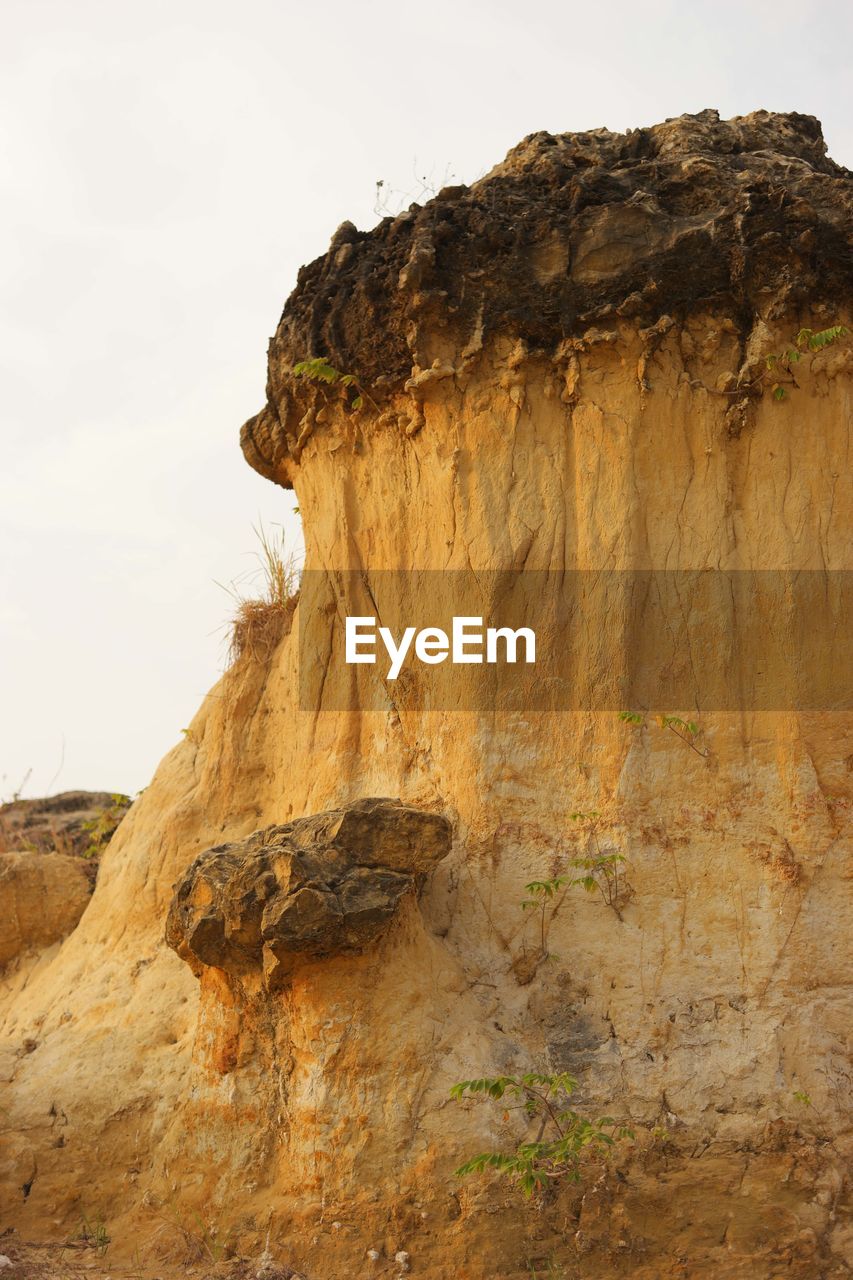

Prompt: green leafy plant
[569,852,627,913]
[568,810,628,919]
[292,357,377,413]
[655,714,706,755]
[620,710,708,758]
[520,810,629,951]
[520,875,571,959]
[451,1073,632,1198]
[790,1087,830,1141]
[764,325,848,400]
[80,794,130,859]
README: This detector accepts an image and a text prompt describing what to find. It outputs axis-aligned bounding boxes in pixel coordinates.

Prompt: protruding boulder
[165,798,452,987]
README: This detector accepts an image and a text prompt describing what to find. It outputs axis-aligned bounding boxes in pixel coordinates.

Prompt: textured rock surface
[1,111,851,1279]
[0,850,92,967]
[0,793,130,968]
[0,791,129,860]
[242,108,852,485]
[166,798,451,986]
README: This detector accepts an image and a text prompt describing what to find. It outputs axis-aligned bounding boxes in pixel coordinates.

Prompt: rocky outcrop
[1,111,851,1279]
[166,798,451,987]
[243,108,852,486]
[0,791,130,861]
[0,793,130,967]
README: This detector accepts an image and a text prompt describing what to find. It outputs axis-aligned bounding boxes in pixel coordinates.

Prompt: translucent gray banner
[297,570,852,712]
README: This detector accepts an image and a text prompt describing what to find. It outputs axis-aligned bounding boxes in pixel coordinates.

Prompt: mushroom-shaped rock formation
[2,111,851,1279]
[165,798,451,987]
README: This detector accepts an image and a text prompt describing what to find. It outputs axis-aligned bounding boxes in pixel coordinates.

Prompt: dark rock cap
[268,109,851,385]
[241,110,852,486]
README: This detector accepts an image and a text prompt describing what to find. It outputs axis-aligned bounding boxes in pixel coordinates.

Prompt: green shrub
[451,1072,632,1198]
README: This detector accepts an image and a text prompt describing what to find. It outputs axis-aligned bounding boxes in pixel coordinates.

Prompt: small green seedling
[76,1213,110,1257]
[292,357,376,412]
[764,324,848,400]
[621,711,708,757]
[80,795,130,859]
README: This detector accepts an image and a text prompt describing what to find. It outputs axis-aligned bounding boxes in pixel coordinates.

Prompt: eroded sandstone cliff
[1,110,851,1280]
[0,792,129,969]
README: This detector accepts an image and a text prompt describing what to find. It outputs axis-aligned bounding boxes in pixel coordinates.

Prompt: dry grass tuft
[222,523,300,666]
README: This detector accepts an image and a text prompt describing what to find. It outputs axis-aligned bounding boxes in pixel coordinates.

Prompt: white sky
[2,0,851,798]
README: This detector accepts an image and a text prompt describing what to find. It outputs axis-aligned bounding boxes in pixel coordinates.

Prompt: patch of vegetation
[292,357,377,413]
[620,710,708,757]
[527,1260,568,1280]
[567,809,628,918]
[74,1212,110,1256]
[451,1072,632,1198]
[146,1197,233,1266]
[521,875,570,955]
[80,794,130,859]
[221,522,300,665]
[519,813,630,961]
[764,325,848,400]
[373,161,461,217]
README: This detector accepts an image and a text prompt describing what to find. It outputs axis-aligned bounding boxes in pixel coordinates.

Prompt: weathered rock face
[0,851,92,968]
[0,791,129,861]
[0,792,130,968]
[243,108,852,485]
[1,111,851,1279]
[166,798,451,987]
